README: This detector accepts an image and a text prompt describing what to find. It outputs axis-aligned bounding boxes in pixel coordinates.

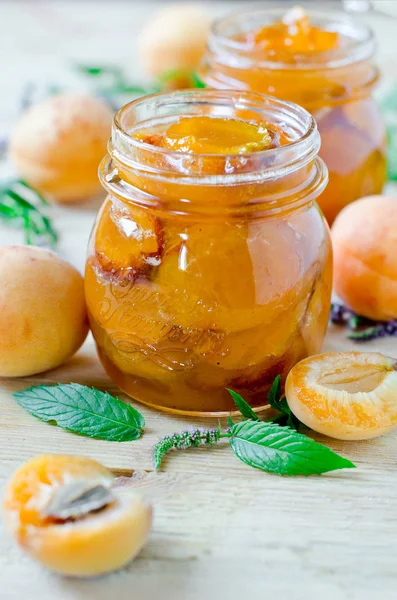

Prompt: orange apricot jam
[85,90,332,415]
[201,7,387,224]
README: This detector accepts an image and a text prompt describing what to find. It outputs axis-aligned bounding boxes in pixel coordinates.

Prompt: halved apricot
[286,352,397,440]
[3,454,152,577]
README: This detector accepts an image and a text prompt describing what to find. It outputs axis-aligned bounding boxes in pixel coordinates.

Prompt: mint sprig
[153,382,355,476]
[265,375,302,429]
[229,420,355,476]
[228,376,302,430]
[227,389,259,421]
[14,383,144,441]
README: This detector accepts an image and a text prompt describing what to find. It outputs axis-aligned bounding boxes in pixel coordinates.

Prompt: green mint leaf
[229,420,356,476]
[14,383,144,442]
[191,72,206,88]
[227,389,259,421]
[0,204,18,220]
[227,416,234,428]
[266,375,302,429]
[267,375,282,410]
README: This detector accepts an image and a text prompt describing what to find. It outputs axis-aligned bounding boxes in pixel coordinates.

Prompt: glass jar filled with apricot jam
[85,90,331,416]
[201,6,387,224]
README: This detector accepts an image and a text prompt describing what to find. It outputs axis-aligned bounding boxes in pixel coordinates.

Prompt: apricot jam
[85,90,332,415]
[201,7,387,224]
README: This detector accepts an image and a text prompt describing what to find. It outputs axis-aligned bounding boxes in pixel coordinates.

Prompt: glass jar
[85,90,332,416]
[201,7,387,225]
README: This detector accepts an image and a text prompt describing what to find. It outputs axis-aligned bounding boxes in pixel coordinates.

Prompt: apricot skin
[10,93,113,203]
[139,4,210,77]
[332,196,397,321]
[3,455,153,577]
[0,246,88,376]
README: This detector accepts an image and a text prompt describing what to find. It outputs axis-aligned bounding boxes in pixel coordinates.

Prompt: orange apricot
[286,352,397,440]
[3,455,152,577]
[332,195,397,321]
[0,246,88,377]
[138,4,210,78]
[10,93,113,203]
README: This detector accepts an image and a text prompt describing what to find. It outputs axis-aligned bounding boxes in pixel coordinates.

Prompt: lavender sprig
[153,427,221,470]
[331,302,397,341]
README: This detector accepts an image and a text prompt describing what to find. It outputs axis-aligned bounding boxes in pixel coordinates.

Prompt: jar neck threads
[201,8,379,107]
[100,90,328,218]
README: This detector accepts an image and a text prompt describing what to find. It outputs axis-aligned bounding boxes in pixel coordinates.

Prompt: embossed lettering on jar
[201,7,387,225]
[85,90,332,415]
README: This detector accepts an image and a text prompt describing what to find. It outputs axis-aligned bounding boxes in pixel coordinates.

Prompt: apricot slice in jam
[95,198,162,278]
[253,7,340,53]
[156,218,303,333]
[159,116,277,154]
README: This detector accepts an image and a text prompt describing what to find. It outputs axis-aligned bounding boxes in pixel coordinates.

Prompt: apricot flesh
[94,198,162,279]
[138,3,210,78]
[3,455,152,577]
[157,116,277,154]
[0,246,88,376]
[286,352,397,440]
[250,6,340,54]
[332,195,397,321]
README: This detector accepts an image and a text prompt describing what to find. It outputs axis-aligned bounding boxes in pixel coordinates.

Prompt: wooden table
[1,2,397,599]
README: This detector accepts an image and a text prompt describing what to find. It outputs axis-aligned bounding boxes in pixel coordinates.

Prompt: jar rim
[110,89,320,186]
[209,6,376,71]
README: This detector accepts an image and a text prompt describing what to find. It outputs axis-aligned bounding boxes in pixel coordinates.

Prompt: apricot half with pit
[3,455,152,577]
[286,352,397,440]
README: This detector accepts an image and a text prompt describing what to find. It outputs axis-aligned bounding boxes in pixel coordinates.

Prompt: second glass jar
[201,7,387,224]
[85,90,332,415]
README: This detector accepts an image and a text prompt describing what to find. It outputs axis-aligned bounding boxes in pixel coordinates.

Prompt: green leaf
[75,64,122,78]
[0,204,18,219]
[267,375,281,410]
[14,383,145,442]
[191,72,206,88]
[18,179,49,205]
[227,389,259,421]
[348,326,382,341]
[0,180,57,247]
[229,420,356,476]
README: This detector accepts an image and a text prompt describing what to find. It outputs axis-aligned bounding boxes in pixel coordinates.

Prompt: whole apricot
[0,246,88,376]
[3,455,152,577]
[332,195,397,321]
[139,4,211,78]
[10,93,113,203]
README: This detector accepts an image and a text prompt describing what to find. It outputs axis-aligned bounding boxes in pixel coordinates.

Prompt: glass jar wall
[201,7,387,224]
[85,90,332,416]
